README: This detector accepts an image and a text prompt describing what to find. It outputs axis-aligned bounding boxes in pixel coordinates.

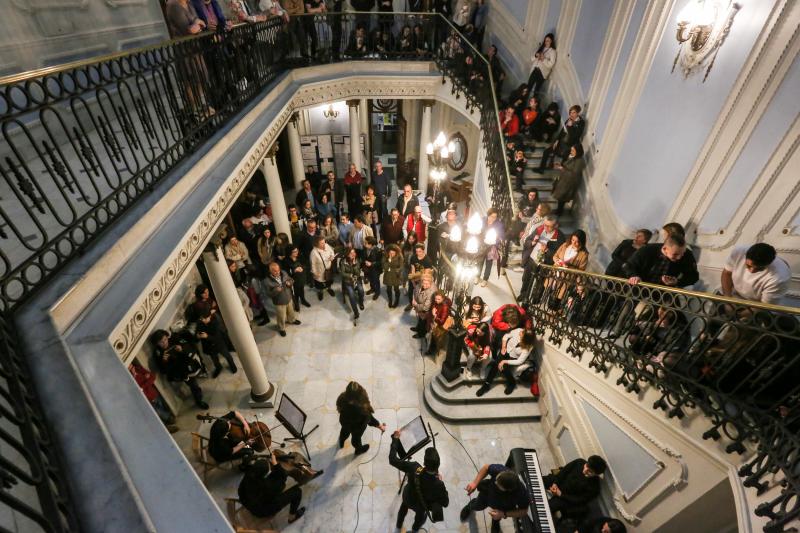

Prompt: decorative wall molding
[584,1,638,135]
[668,0,799,230]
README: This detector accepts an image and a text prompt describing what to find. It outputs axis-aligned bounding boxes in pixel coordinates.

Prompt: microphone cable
[352,431,384,533]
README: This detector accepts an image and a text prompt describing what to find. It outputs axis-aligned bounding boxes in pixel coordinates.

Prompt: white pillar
[403,99,420,160]
[348,99,361,173]
[418,100,434,195]
[262,148,292,243]
[286,114,305,190]
[203,246,274,404]
[360,98,370,179]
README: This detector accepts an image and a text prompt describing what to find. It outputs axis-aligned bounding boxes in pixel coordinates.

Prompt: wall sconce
[672,0,741,82]
[323,103,339,120]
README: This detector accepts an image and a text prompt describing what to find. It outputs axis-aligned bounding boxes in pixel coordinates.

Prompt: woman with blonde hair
[336,381,386,455]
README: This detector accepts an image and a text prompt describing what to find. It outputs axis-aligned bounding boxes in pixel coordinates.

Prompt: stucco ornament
[672,0,741,82]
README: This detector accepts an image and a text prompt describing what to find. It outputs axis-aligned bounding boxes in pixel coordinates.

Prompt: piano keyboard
[507,448,556,533]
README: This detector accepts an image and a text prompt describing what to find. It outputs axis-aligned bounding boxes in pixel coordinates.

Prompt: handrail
[536,263,800,313]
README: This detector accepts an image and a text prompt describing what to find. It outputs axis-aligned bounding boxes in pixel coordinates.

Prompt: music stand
[275,393,318,459]
[395,416,433,494]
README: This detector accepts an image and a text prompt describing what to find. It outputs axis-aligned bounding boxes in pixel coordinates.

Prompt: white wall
[484,0,800,303]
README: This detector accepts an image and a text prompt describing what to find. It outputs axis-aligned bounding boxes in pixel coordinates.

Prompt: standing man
[460,463,530,532]
[349,215,374,256]
[405,205,429,245]
[381,208,405,246]
[295,179,317,212]
[283,0,309,60]
[405,244,433,312]
[264,262,302,337]
[362,236,383,300]
[624,234,699,288]
[720,243,791,304]
[372,160,391,222]
[396,183,419,217]
[344,163,365,216]
[388,431,449,533]
[319,171,344,213]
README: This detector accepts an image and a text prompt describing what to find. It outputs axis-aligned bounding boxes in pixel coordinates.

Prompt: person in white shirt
[720,243,791,305]
[310,236,336,301]
[526,33,557,96]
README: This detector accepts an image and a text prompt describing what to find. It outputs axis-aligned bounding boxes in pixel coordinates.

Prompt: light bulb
[466,236,479,254]
[435,131,447,147]
[440,146,449,159]
[467,213,483,235]
[426,143,434,155]
[484,228,497,245]
[449,224,462,242]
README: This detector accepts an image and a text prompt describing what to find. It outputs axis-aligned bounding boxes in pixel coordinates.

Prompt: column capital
[265,143,279,159]
[288,111,300,124]
[346,99,361,108]
[421,99,436,109]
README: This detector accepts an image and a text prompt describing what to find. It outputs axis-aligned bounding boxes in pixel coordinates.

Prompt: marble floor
[172,274,554,533]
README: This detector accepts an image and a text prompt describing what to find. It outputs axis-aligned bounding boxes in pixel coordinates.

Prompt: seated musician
[238,451,309,524]
[208,411,256,464]
[575,516,627,533]
[542,455,607,521]
[460,463,529,532]
[388,430,449,532]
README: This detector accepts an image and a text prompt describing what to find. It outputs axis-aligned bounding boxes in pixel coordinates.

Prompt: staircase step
[432,373,538,403]
[424,375,542,423]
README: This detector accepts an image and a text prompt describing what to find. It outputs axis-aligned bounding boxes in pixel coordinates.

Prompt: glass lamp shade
[426,143,434,155]
[449,224,462,242]
[435,131,447,147]
[465,236,479,254]
[440,146,449,159]
[466,213,483,235]
[484,228,497,245]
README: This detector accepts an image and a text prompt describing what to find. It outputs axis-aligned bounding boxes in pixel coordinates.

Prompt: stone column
[286,113,306,190]
[360,98,371,179]
[203,245,274,405]
[403,99,420,161]
[262,145,292,242]
[417,100,435,195]
[347,99,361,173]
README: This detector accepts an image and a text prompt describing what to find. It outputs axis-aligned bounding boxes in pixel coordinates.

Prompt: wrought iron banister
[519,263,799,532]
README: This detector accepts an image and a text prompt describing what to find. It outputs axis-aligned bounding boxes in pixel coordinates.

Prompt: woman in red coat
[500,105,520,138]
[490,304,530,353]
[425,291,452,356]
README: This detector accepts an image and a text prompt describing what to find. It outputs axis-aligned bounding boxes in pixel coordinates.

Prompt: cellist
[208,410,256,464]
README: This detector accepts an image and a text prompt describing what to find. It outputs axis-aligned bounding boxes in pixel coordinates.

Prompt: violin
[197,413,272,451]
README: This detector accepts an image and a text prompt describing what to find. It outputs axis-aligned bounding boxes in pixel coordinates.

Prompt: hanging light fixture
[323,103,340,120]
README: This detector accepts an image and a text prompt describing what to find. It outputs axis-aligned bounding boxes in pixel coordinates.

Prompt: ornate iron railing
[519,263,799,532]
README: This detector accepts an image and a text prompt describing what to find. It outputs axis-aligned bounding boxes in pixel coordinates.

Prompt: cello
[196,413,272,451]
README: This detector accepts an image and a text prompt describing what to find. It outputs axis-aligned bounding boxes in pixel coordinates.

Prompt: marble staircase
[423,367,542,422]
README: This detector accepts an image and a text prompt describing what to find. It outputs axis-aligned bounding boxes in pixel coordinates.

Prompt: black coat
[622,243,699,287]
[389,437,449,514]
[605,239,637,277]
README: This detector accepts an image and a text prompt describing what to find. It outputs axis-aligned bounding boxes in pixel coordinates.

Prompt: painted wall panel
[582,400,662,498]
[571,0,616,99]
[699,54,800,232]
[595,0,647,145]
[544,0,563,36]
[606,0,778,229]
[499,0,529,22]
[558,427,580,462]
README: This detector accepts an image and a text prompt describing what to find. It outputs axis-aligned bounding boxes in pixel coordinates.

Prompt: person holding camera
[149,329,208,410]
[388,430,449,533]
[460,463,530,532]
[264,262,302,337]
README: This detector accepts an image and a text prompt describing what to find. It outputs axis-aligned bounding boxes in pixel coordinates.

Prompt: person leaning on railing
[623,234,699,289]
[719,243,792,305]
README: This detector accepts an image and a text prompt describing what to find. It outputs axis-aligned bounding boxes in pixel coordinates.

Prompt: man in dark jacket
[362,236,383,299]
[264,262,302,336]
[604,229,653,278]
[622,234,699,288]
[318,171,345,212]
[372,160,391,220]
[542,455,606,521]
[389,431,449,533]
[238,453,306,522]
[150,329,208,409]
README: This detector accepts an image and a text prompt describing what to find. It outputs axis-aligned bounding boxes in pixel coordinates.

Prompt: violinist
[208,411,256,464]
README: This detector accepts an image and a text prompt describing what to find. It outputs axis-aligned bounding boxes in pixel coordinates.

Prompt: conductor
[388,430,449,533]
